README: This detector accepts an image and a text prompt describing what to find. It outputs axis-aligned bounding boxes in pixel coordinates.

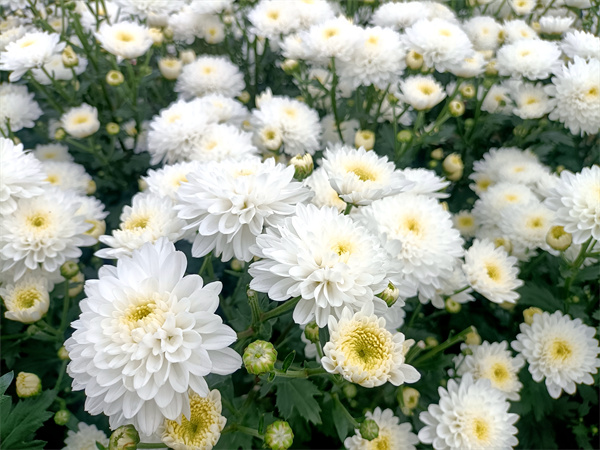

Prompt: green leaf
[1,390,57,449]
[592,309,600,321]
[517,283,562,311]
[274,378,322,425]
[281,351,296,373]
[0,372,14,395]
[578,265,600,282]
[573,423,592,450]
[331,396,350,442]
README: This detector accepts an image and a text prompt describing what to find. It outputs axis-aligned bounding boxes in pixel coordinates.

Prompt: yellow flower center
[123,215,150,231]
[526,216,544,229]
[203,66,214,74]
[267,10,279,20]
[504,194,518,202]
[490,362,510,384]
[368,433,391,450]
[485,262,501,281]
[46,175,59,184]
[439,29,451,37]
[419,85,434,95]
[28,213,49,229]
[19,39,36,48]
[323,27,339,39]
[332,240,353,263]
[525,96,538,105]
[347,165,377,182]
[471,417,490,442]
[115,30,134,43]
[586,86,599,98]
[163,393,222,448]
[172,174,188,186]
[73,114,90,125]
[458,216,474,228]
[340,322,392,373]
[15,288,41,310]
[548,339,573,363]
[367,35,379,45]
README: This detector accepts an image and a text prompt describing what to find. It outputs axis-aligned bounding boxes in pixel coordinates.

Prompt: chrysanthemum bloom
[189,123,258,162]
[176,157,312,262]
[539,16,574,35]
[462,239,523,304]
[0,137,47,215]
[76,195,108,241]
[304,16,361,63]
[303,167,346,212]
[0,30,65,81]
[455,341,525,401]
[546,57,600,136]
[472,147,550,188]
[161,389,226,450]
[0,83,42,134]
[502,19,537,43]
[508,81,556,119]
[33,143,72,162]
[143,161,201,201]
[60,104,101,139]
[561,31,600,61]
[399,168,450,199]
[248,0,301,40]
[453,211,478,238]
[321,145,412,206]
[0,273,50,324]
[371,1,432,30]
[42,161,93,194]
[175,55,245,99]
[96,21,153,61]
[463,16,503,51]
[512,311,600,399]
[249,203,391,327]
[66,240,242,436]
[345,407,419,450]
[31,53,87,85]
[472,182,539,230]
[496,39,561,80]
[544,165,600,244]
[498,202,555,256]
[64,423,109,450]
[400,75,446,111]
[419,373,519,449]
[321,304,420,388]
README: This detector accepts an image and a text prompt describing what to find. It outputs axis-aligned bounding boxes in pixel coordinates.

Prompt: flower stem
[58,279,71,336]
[343,203,353,215]
[412,326,474,366]
[260,297,300,322]
[273,367,328,378]
[329,57,344,142]
[224,424,264,440]
[563,237,594,297]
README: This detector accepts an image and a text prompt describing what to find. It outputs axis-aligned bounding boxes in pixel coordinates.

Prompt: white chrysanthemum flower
[481,84,512,114]
[33,143,72,162]
[463,239,523,304]
[456,341,525,401]
[502,19,538,43]
[190,123,258,162]
[509,0,536,15]
[176,158,312,262]
[60,103,100,139]
[249,203,390,327]
[304,16,361,63]
[76,195,108,241]
[143,161,200,201]
[0,24,28,52]
[544,165,600,244]
[175,56,245,99]
[64,423,109,450]
[31,53,87,85]
[400,75,446,111]
[539,16,574,35]
[508,81,556,119]
[472,182,539,230]
[383,301,407,332]
[0,137,47,215]
[404,18,472,72]
[188,0,233,14]
[96,192,185,260]
[160,389,226,450]
[167,6,205,44]
[248,0,301,40]
[0,187,94,280]
[95,21,152,61]
[294,0,335,28]
[497,39,561,80]
[499,202,555,255]
[512,311,600,399]
[472,147,549,188]
[345,407,419,450]
[453,210,478,238]
[304,167,346,212]
[562,31,600,61]
[76,1,121,31]
[42,161,93,195]
[446,52,486,78]
[0,83,42,134]
[193,94,248,128]
[322,145,412,206]
[320,114,359,146]
[418,373,519,449]
[463,16,503,51]
[252,96,322,155]
[0,273,49,324]
[546,57,600,136]
[322,304,420,388]
[0,30,65,81]
[371,1,430,30]
[66,239,242,436]
[400,168,450,199]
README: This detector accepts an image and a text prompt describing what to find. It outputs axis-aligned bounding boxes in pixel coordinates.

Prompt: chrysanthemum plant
[1,1,599,449]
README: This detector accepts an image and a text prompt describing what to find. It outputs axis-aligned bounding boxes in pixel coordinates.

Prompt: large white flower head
[31,52,87,85]
[294,0,335,29]
[0,30,64,81]
[249,203,390,327]
[303,16,361,63]
[472,147,549,188]
[399,168,450,199]
[512,311,600,399]
[33,143,72,162]
[539,16,574,35]
[502,20,538,43]
[96,192,186,260]
[481,84,512,115]
[42,160,93,195]
[321,145,412,206]
[95,21,152,61]
[420,264,474,309]
[508,81,557,119]
[304,167,346,212]
[456,341,525,401]
[0,137,47,215]
[498,202,556,256]
[463,239,523,304]
[544,165,600,244]
[175,55,245,99]
[321,303,420,388]
[0,24,28,53]
[0,83,42,134]
[463,16,503,51]
[190,123,258,162]
[193,94,249,128]
[66,239,242,436]
[400,75,447,111]
[143,161,201,201]
[371,1,430,30]
[64,423,109,450]
[562,31,600,61]
[0,272,50,324]
[60,103,101,139]
[176,157,312,262]
[497,39,561,80]
[248,0,301,40]
[546,57,600,136]
[345,407,419,450]
[418,373,519,449]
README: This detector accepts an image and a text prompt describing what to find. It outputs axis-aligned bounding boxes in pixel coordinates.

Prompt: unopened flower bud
[428,160,438,169]
[401,387,420,410]
[493,237,512,254]
[58,346,69,360]
[465,328,481,346]
[281,59,299,74]
[162,27,174,40]
[158,57,182,80]
[445,297,461,313]
[54,409,70,426]
[430,148,443,160]
[343,383,357,399]
[149,27,163,46]
[55,128,66,141]
[60,261,80,279]
[61,45,79,68]
[354,129,375,151]
[238,91,251,104]
[359,419,379,441]
[106,70,124,86]
[260,126,282,151]
[443,153,463,175]
[109,424,140,450]
[396,129,412,143]
[231,259,245,271]
[16,372,41,398]
[179,49,196,65]
[459,83,476,99]
[265,420,294,450]
[289,154,313,181]
[449,100,465,117]
[425,336,439,348]
[68,272,84,297]
[523,307,543,325]
[303,321,319,344]
[85,219,106,240]
[380,282,400,307]
[223,14,234,25]
[406,50,423,70]
[499,301,516,311]
[106,122,120,135]
[546,226,572,251]
[243,340,277,375]
[556,165,565,174]
[485,60,498,76]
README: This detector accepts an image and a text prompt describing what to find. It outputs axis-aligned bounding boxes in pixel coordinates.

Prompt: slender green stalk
[272,367,328,378]
[58,279,71,335]
[260,297,301,322]
[563,237,595,297]
[405,303,423,329]
[343,203,353,215]
[412,326,474,366]
[329,57,344,142]
[224,424,264,440]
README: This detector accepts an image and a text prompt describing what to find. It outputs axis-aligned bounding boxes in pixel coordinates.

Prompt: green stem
[248,290,262,328]
[260,297,301,322]
[329,57,344,142]
[272,367,328,378]
[137,444,167,449]
[405,303,422,329]
[0,333,28,340]
[54,360,68,391]
[412,326,474,366]
[343,203,353,215]
[224,424,264,440]
[563,237,594,297]
[59,279,71,336]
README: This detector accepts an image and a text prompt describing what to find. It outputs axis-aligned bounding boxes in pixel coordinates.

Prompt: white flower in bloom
[562,31,600,61]
[370,2,428,30]
[0,273,50,324]
[508,81,556,119]
[143,161,200,201]
[472,182,539,229]
[304,167,346,212]
[0,83,42,134]
[463,16,503,51]
[456,341,525,401]
[453,210,478,238]
[42,161,93,195]
[419,373,519,449]
[0,187,94,280]
[96,192,185,260]
[31,53,87,85]
[64,423,109,450]
[96,21,152,61]
[498,202,555,255]
[539,16,574,35]
[546,57,600,136]
[512,311,600,399]
[33,143,72,162]
[345,407,419,450]
[503,20,538,43]
[509,0,536,15]
[322,145,412,206]
[304,16,361,63]
[0,30,64,81]
[0,24,28,52]
[76,195,108,241]
[446,52,486,78]
[481,84,512,115]
[0,137,47,215]
[545,165,600,244]
[249,203,390,327]
[60,103,101,139]
[400,75,446,111]
[399,168,450,199]
[66,239,242,436]
[176,158,312,262]
[248,0,301,40]
[190,123,258,162]
[294,0,335,28]
[472,147,549,188]
[463,239,523,304]
[175,56,245,99]
[322,304,420,388]
[497,39,561,80]
[193,94,249,128]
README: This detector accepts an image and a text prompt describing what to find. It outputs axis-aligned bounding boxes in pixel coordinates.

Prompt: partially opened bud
[109,424,140,450]
[16,372,41,398]
[546,226,572,251]
[158,57,182,80]
[354,130,375,150]
[406,50,423,70]
[523,307,543,325]
[289,154,313,180]
[243,340,277,375]
[265,420,294,450]
[359,419,379,441]
[380,282,400,307]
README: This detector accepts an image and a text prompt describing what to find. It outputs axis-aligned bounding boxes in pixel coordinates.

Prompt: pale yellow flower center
[458,216,474,228]
[368,433,391,450]
[547,339,573,363]
[490,362,510,385]
[439,29,452,37]
[471,417,490,442]
[267,10,279,20]
[526,216,545,229]
[123,214,150,230]
[46,175,59,184]
[340,322,392,372]
[15,288,41,310]
[347,165,377,182]
[323,27,339,39]
[115,30,134,43]
[164,394,221,448]
[485,262,501,281]
[27,213,50,230]
[332,240,354,263]
[72,114,90,125]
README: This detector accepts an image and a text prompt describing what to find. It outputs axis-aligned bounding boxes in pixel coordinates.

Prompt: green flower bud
[281,59,299,74]
[465,328,481,346]
[343,383,357,399]
[359,419,379,441]
[54,409,70,426]
[109,424,140,450]
[546,225,572,251]
[58,346,70,360]
[396,129,412,143]
[60,261,80,279]
[68,272,85,297]
[303,321,319,344]
[106,122,120,135]
[464,118,475,129]
[243,340,277,375]
[459,83,476,99]
[430,148,444,160]
[265,420,294,450]
[445,297,461,313]
[16,372,41,398]
[449,100,465,117]
[230,258,245,271]
[523,307,543,325]
[379,282,399,307]
[55,128,66,141]
[106,70,124,86]
[425,337,439,348]
[289,154,314,181]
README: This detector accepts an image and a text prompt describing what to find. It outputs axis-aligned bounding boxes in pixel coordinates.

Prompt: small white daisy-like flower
[345,407,419,450]
[463,16,503,51]
[544,165,600,244]
[399,168,450,199]
[539,16,574,35]
[322,304,420,388]
[0,137,47,215]
[33,143,72,162]
[321,145,412,206]
[160,389,226,450]
[0,83,42,134]
[95,21,153,61]
[371,1,433,30]
[304,16,361,63]
[63,423,109,450]
[0,24,28,53]
[446,52,486,78]
[498,202,555,255]
[400,75,446,111]
[497,39,561,80]
[304,167,346,212]
[481,84,512,115]
[509,0,536,15]
[175,55,245,99]
[249,203,390,327]
[42,161,93,195]
[502,19,538,43]
[562,30,600,61]
[508,81,556,119]
[512,311,600,399]
[60,103,101,139]
[31,53,87,85]
[143,161,200,201]
[463,239,523,304]
[0,30,65,81]
[453,210,478,238]
[418,373,519,449]
[472,182,539,229]
[0,273,50,324]
[190,123,258,162]
[66,239,242,436]
[472,147,549,188]
[456,341,525,401]
[76,195,108,241]
[248,0,301,40]
[193,94,249,128]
